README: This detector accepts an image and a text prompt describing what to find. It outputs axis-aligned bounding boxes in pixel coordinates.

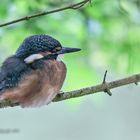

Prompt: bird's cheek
[40,51,51,56]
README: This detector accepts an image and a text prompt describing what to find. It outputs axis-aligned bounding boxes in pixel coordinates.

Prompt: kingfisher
[0,35,80,108]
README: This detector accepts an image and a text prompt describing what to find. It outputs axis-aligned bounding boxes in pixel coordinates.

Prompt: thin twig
[102,70,108,84]
[0,0,91,27]
[0,73,139,108]
[102,70,112,96]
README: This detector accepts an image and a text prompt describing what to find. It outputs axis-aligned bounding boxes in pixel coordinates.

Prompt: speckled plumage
[16,35,62,59]
[0,35,62,94]
[0,34,80,107]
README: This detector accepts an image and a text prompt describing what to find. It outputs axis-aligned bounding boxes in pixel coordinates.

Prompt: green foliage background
[0,0,140,105]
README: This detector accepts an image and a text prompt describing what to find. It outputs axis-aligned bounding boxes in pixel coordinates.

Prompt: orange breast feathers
[0,60,66,108]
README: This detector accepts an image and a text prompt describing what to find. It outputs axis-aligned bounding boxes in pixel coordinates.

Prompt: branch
[0,0,91,27]
[0,72,139,108]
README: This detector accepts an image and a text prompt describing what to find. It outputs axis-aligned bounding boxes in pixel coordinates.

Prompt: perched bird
[0,35,80,107]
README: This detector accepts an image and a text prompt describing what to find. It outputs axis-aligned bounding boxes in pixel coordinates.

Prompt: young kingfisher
[0,35,80,108]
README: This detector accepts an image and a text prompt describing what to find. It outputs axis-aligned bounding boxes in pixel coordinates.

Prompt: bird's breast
[0,60,67,107]
[42,60,67,87]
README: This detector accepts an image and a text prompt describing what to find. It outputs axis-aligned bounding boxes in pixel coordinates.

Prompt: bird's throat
[57,54,64,61]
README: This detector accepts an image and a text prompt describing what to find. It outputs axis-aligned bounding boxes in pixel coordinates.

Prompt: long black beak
[57,47,81,55]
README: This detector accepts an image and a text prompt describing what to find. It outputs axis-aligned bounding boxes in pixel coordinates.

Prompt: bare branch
[0,73,139,108]
[0,0,91,27]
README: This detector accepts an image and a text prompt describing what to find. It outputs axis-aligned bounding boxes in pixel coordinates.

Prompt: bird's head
[16,35,81,64]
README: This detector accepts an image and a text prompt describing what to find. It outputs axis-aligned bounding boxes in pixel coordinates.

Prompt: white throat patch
[57,54,64,61]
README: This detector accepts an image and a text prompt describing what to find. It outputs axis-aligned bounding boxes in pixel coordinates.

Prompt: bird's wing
[0,56,30,93]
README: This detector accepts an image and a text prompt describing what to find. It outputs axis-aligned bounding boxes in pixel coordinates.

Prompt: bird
[0,35,81,108]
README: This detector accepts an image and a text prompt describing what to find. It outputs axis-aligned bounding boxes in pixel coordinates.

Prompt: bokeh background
[0,0,140,140]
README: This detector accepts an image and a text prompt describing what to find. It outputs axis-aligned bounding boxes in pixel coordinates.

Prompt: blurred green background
[0,0,140,140]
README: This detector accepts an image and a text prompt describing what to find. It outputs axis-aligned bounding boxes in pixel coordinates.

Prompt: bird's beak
[57,47,81,55]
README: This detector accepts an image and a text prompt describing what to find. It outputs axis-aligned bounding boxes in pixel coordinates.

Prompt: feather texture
[0,58,66,108]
